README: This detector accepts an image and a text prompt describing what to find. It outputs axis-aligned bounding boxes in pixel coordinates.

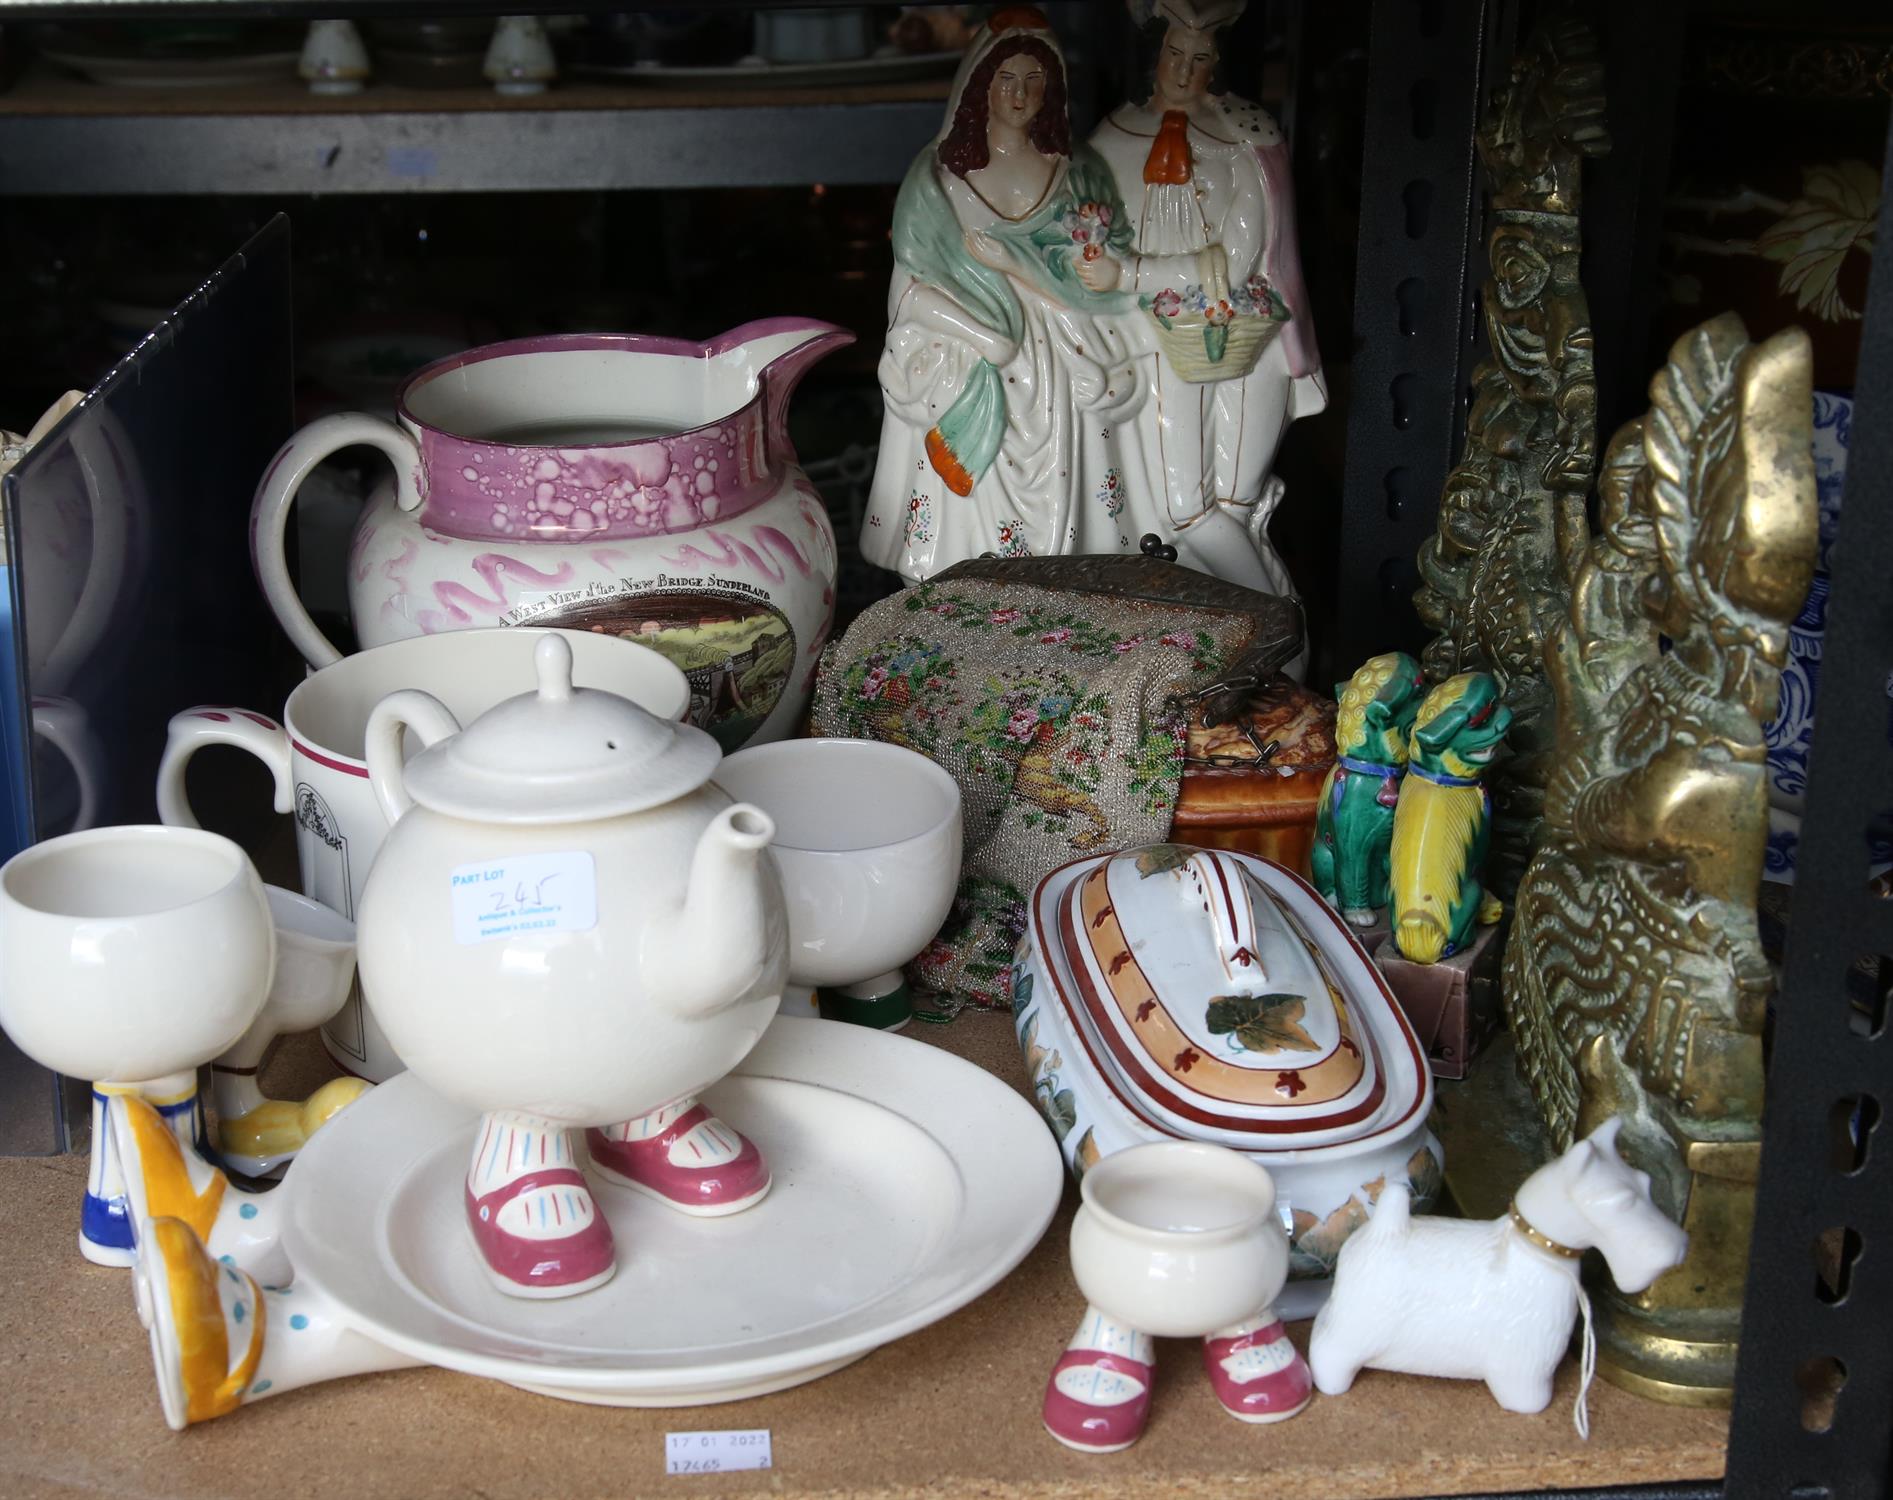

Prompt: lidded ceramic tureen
[357,634,788,1125]
[355,634,789,1297]
[1011,843,1441,1316]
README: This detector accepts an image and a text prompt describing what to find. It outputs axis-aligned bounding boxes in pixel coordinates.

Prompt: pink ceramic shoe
[1202,1319,1313,1423]
[465,1167,616,1298]
[1041,1348,1154,1453]
[585,1104,771,1217]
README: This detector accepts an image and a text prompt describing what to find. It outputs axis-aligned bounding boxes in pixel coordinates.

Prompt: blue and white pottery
[1763,391,1848,882]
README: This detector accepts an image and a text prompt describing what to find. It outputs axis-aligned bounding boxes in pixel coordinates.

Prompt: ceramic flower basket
[1145,266,1290,384]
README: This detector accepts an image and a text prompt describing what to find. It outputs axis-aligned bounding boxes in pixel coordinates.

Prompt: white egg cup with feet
[1044,1142,1312,1454]
[714,738,961,1031]
[0,826,362,1279]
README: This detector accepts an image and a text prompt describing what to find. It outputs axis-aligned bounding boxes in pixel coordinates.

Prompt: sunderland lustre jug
[253,321,851,751]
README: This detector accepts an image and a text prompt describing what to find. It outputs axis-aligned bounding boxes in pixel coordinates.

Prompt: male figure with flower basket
[1091,0,1327,666]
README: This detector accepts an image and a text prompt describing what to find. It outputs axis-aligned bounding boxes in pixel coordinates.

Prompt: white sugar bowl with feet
[356,634,789,1298]
[1044,1141,1312,1453]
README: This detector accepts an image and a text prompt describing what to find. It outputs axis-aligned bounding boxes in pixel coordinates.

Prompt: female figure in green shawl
[864,10,1181,581]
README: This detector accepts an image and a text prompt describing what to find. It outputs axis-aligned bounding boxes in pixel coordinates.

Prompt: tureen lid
[1027,844,1430,1152]
[402,634,721,824]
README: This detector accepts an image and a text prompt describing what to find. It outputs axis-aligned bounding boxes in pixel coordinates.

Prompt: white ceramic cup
[156,626,689,1080]
[1069,1141,1290,1339]
[713,737,961,1023]
[0,825,273,1084]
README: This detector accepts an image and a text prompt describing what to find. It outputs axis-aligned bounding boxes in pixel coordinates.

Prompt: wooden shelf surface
[0,1015,1727,1499]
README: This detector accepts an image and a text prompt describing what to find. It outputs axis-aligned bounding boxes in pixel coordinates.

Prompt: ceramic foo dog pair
[1314,657,1510,961]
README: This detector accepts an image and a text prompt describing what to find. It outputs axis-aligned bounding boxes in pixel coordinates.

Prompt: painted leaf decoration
[1755,160,1880,323]
[1042,1086,1078,1142]
[1205,993,1320,1054]
[1133,843,1195,879]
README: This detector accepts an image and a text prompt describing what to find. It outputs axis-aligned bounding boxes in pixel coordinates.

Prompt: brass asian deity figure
[1504,312,1817,1403]
[1413,12,1609,895]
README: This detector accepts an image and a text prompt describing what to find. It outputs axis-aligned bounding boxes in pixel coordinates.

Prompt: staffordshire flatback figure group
[865,0,1325,671]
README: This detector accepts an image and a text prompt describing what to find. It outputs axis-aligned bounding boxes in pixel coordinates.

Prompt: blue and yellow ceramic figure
[1312,652,1425,927]
[1390,672,1511,963]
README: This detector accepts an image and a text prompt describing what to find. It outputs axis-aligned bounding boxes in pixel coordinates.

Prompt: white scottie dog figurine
[1308,1117,1686,1432]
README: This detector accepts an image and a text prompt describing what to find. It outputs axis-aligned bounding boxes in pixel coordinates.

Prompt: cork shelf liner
[0,1016,1725,1500]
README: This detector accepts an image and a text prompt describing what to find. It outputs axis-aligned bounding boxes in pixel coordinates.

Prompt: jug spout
[647,803,787,1019]
[717,318,855,465]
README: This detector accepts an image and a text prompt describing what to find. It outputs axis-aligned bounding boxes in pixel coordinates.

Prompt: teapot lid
[402,635,722,824]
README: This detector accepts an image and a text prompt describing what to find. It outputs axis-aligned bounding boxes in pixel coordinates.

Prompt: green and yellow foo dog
[1390,672,1511,964]
[1313,652,1426,927]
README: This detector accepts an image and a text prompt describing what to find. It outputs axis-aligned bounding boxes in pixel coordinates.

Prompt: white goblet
[713,739,961,1030]
[0,826,344,1283]
[0,826,272,1266]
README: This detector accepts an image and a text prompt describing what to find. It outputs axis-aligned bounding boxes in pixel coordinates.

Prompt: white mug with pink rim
[156,626,688,1082]
[248,322,852,753]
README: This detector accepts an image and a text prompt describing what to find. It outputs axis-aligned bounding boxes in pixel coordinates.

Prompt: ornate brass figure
[1504,313,1818,1403]
[1414,12,1609,894]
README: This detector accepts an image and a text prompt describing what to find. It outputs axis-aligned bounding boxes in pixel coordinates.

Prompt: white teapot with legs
[356,633,789,1297]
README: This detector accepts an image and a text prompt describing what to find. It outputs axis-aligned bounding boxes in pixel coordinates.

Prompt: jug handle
[755,323,854,464]
[363,690,462,825]
[252,413,423,670]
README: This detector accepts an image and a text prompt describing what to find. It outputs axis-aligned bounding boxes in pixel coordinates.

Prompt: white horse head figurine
[1309,1116,1687,1428]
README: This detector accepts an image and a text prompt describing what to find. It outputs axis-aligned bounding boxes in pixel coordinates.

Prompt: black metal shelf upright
[1724,91,1893,1500]
[1335,0,1507,670]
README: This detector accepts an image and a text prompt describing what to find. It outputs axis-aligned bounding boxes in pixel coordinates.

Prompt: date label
[665,1429,772,1475]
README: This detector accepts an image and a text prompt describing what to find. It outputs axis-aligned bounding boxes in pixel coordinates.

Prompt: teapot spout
[647,803,788,1020]
[714,318,855,465]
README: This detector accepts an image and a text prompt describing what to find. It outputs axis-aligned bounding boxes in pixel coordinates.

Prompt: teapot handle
[364,690,462,825]
[252,413,423,670]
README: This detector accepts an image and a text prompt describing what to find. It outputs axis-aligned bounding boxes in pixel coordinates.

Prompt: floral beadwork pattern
[833,638,958,759]
[913,874,1031,1012]
[812,579,1253,1014]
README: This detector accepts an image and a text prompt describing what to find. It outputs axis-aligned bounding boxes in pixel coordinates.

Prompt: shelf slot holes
[1389,373,1421,432]
[1812,1225,1863,1304]
[1376,556,1414,601]
[1868,805,1893,896]
[1403,180,1433,240]
[1795,1355,1847,1434]
[1396,277,1425,337]
[1848,953,1889,1037]
[1384,467,1412,522]
[1827,1094,1880,1174]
